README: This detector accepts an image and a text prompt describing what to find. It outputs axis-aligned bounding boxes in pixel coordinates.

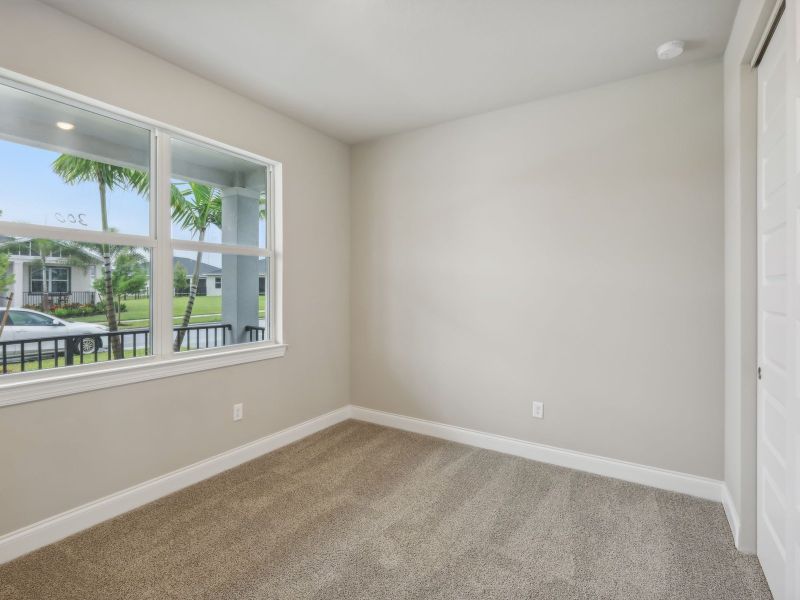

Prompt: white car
[0,308,108,356]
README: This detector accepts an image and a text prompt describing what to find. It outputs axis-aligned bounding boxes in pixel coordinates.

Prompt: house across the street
[0,237,100,308]
[172,256,220,297]
[172,256,269,297]
[0,240,272,308]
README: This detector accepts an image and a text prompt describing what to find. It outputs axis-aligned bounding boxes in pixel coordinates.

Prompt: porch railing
[244,325,266,342]
[22,291,96,307]
[173,323,232,352]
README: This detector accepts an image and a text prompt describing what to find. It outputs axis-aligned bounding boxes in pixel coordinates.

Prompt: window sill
[0,343,288,408]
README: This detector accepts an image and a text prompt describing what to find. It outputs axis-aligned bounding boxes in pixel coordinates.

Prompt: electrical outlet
[532,401,544,419]
[233,403,243,421]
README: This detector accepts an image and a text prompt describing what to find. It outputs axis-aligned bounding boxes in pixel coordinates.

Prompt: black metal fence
[0,322,257,374]
[244,325,266,342]
[0,328,149,374]
[22,291,96,307]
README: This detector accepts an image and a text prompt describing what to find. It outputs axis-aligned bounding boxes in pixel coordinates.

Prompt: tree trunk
[97,175,123,359]
[115,294,122,326]
[102,249,122,358]
[174,233,204,351]
[37,255,50,313]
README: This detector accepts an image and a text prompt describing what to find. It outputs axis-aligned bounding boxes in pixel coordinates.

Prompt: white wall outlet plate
[233,403,244,421]
[532,401,544,419]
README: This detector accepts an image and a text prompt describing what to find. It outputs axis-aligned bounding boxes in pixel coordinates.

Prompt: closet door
[757,6,800,598]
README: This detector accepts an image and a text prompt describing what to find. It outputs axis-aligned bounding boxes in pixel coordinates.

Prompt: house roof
[175,257,269,277]
[173,256,221,276]
[0,237,103,263]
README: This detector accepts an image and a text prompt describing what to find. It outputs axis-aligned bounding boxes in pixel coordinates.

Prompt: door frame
[725,0,784,555]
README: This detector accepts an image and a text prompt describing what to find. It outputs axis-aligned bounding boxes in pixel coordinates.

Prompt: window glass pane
[0,83,151,236]
[47,267,70,294]
[170,138,267,248]
[172,250,268,351]
[0,236,151,375]
[30,267,43,292]
[49,279,69,294]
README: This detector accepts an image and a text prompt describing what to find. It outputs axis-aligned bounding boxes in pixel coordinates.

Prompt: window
[30,266,71,294]
[29,268,43,294]
[168,136,273,349]
[0,77,282,395]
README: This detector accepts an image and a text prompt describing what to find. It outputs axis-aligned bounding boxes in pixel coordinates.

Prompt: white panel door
[787,3,800,596]
[757,8,799,600]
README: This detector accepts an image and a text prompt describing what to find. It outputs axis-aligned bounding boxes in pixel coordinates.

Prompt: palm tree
[51,156,146,359]
[171,182,222,350]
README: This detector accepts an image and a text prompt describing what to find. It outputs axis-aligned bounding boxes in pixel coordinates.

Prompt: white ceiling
[43,0,739,143]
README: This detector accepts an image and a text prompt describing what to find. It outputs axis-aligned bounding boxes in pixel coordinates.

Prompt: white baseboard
[350,405,723,502]
[0,405,352,565]
[721,484,741,549]
[0,403,729,566]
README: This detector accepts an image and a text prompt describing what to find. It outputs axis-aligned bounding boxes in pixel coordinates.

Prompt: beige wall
[0,1,350,535]
[351,60,724,478]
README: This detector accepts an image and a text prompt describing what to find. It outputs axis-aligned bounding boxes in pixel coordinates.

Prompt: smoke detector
[656,40,685,60]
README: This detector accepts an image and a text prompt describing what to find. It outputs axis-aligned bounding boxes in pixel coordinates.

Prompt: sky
[0,139,267,269]
[0,139,150,235]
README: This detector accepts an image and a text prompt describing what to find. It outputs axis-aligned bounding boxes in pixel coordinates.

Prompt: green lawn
[77,296,266,328]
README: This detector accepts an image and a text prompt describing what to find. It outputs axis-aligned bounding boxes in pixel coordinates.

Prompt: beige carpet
[0,420,772,599]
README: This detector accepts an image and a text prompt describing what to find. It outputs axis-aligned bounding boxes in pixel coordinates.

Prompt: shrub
[51,303,104,319]
[95,300,127,315]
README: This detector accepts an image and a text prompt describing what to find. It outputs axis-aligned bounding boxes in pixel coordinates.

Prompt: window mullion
[170,240,271,258]
[271,163,282,345]
[153,131,174,359]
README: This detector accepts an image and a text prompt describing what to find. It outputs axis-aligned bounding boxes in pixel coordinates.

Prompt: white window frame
[0,69,285,407]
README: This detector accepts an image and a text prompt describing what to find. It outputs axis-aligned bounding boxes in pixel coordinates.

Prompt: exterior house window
[0,76,282,398]
[29,268,44,294]
[30,266,71,294]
